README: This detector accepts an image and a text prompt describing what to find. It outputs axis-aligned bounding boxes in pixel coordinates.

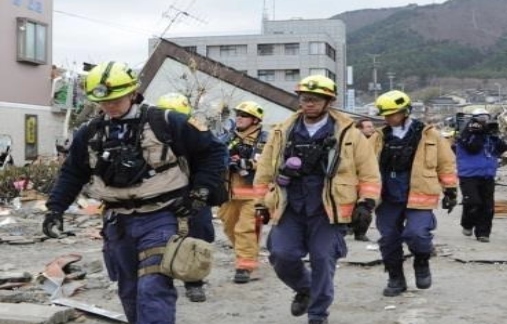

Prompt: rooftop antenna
[152,4,206,51]
[262,0,276,21]
[262,0,276,32]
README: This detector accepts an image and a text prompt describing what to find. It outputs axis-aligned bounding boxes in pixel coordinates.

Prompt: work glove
[42,211,64,238]
[173,187,209,218]
[442,188,457,214]
[254,204,271,225]
[351,198,375,230]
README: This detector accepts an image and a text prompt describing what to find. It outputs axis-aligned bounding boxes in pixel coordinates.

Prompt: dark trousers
[185,206,215,289]
[375,202,436,265]
[459,177,495,238]
[102,210,178,324]
[267,205,348,321]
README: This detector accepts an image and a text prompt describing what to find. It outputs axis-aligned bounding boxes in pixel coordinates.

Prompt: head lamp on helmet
[295,75,337,99]
[85,61,139,102]
[375,90,412,116]
[157,93,192,115]
[234,101,264,120]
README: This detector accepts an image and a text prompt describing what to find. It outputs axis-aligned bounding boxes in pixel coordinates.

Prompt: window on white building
[284,43,299,55]
[219,45,247,57]
[184,46,197,53]
[285,69,300,81]
[309,42,337,61]
[258,70,275,82]
[309,42,325,55]
[17,17,47,65]
[309,68,336,81]
[258,44,274,56]
[325,44,336,61]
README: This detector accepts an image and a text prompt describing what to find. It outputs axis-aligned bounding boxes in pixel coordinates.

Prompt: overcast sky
[53,0,447,69]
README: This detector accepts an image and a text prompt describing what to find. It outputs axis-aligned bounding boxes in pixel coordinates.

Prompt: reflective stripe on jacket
[371,123,457,209]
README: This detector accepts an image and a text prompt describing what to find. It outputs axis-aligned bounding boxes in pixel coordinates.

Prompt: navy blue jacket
[47,111,226,213]
[456,131,507,178]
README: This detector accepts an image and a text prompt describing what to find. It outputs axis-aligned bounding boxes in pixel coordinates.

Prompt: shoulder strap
[85,114,105,141]
[143,104,173,145]
[140,104,174,160]
[85,114,106,153]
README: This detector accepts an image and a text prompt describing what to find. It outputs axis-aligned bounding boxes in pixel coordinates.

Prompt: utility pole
[495,82,502,103]
[368,54,381,99]
[387,71,395,91]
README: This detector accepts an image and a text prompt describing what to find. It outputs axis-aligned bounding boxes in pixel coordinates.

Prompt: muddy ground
[2,171,507,324]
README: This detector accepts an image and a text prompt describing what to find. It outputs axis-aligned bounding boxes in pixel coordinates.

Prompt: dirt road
[2,181,507,324]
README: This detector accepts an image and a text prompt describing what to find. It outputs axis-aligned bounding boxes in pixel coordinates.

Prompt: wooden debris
[494,199,507,217]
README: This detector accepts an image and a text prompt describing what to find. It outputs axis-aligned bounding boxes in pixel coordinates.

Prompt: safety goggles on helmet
[298,93,327,104]
[85,61,139,102]
[235,111,254,118]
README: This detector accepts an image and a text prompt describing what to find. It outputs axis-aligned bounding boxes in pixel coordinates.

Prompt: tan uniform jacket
[253,109,381,224]
[370,123,457,209]
[227,125,265,200]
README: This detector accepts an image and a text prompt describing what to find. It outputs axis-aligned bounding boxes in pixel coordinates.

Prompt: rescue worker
[253,75,381,324]
[371,90,457,297]
[356,118,376,139]
[455,107,507,242]
[217,101,267,284]
[351,118,377,241]
[42,62,226,324]
[156,92,215,302]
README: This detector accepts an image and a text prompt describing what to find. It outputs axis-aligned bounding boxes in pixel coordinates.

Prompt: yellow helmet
[375,90,412,116]
[295,75,336,99]
[85,61,139,102]
[157,93,192,115]
[234,101,264,120]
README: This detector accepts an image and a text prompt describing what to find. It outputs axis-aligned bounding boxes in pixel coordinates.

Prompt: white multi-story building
[160,18,346,107]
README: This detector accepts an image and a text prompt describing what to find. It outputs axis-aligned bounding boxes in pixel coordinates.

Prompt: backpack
[85,104,229,206]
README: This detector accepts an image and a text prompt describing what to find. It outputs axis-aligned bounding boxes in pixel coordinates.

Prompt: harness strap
[138,265,161,277]
[139,246,165,261]
[137,217,190,277]
[104,187,186,209]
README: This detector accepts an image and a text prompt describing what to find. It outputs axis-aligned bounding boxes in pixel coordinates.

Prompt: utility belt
[104,187,187,210]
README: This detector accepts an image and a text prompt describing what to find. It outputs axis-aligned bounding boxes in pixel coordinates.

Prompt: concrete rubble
[0,195,125,323]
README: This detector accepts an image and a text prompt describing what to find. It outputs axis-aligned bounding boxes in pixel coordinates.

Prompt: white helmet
[471,107,490,117]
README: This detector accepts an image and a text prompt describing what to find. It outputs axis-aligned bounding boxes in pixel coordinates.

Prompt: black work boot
[354,234,370,242]
[413,254,432,289]
[233,269,251,284]
[383,263,407,297]
[309,319,329,324]
[291,288,310,317]
[185,285,206,302]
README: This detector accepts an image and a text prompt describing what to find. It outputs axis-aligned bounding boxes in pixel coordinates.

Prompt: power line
[54,10,157,37]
